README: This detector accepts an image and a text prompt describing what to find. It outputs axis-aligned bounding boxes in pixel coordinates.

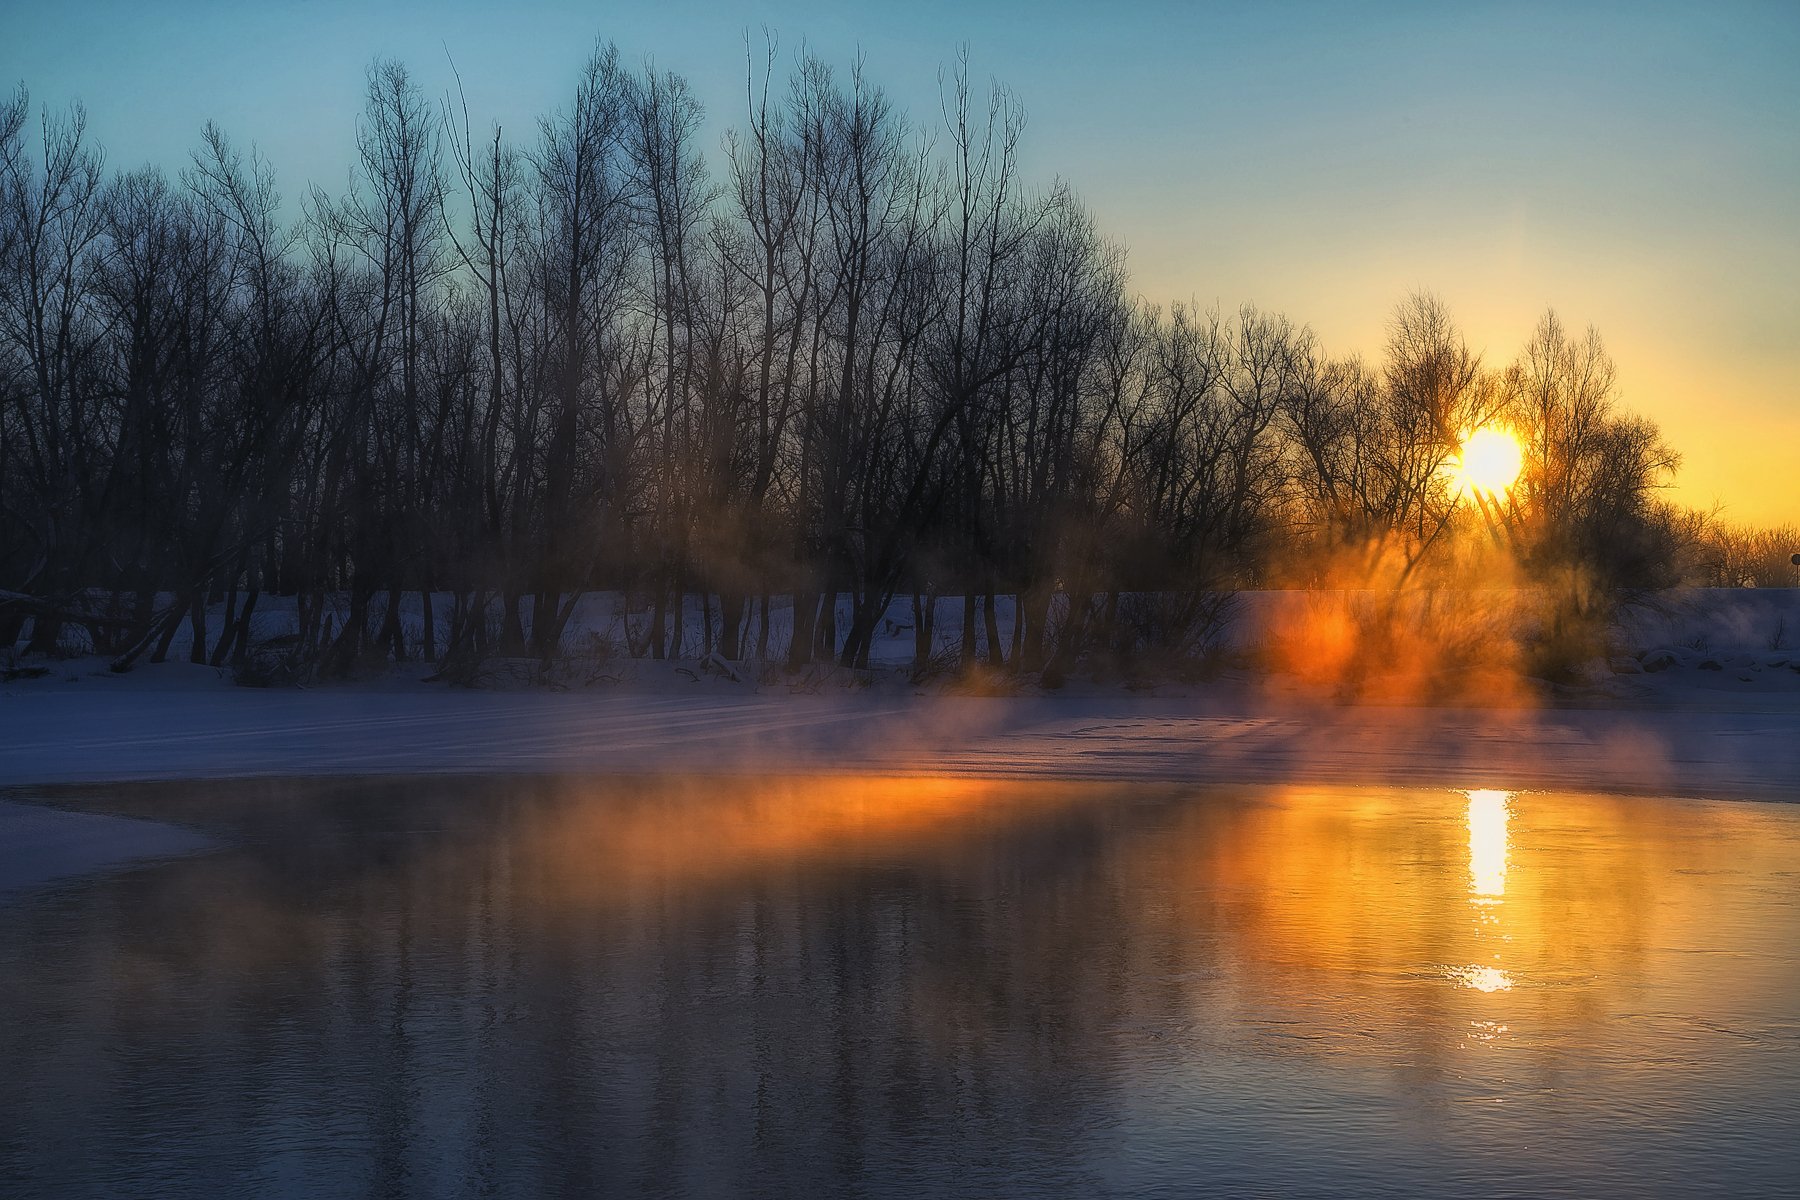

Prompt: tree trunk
[379,589,406,662]
[446,591,469,658]
[1020,585,1052,674]
[112,601,188,673]
[324,587,371,676]
[186,592,208,665]
[229,591,260,667]
[529,589,554,661]
[150,594,189,665]
[649,591,667,660]
[960,593,978,668]
[499,590,526,655]
[838,594,880,670]
[420,589,435,662]
[719,591,746,660]
[912,592,934,674]
[209,588,239,667]
[788,589,818,670]
[816,591,837,662]
[983,592,1004,668]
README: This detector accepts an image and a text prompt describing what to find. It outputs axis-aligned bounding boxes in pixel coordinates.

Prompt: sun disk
[1451,427,1523,499]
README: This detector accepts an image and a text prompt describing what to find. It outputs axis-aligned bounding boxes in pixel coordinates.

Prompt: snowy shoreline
[5,652,1797,898]
[6,587,1799,804]
[4,659,1798,804]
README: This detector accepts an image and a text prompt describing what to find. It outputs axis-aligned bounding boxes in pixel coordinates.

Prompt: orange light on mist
[503,775,1102,906]
[1448,427,1524,500]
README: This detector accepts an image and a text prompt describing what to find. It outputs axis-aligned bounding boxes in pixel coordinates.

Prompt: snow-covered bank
[6,588,1798,806]
[4,672,1798,803]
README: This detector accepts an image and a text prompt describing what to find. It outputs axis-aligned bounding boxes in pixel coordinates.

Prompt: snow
[3,671,1798,803]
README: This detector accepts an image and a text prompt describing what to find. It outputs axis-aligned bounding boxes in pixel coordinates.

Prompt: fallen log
[0,589,145,630]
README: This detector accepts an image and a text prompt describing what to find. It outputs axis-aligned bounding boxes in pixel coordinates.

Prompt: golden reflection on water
[1448,963,1513,993]
[1457,788,1514,992]
[1466,789,1510,902]
[1116,781,1787,1049]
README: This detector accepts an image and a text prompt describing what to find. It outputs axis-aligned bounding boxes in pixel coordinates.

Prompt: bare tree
[525,41,633,659]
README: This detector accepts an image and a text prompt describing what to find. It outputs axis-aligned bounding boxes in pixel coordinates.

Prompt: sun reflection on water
[1467,789,1511,902]
[1449,964,1515,993]
[1452,788,1514,993]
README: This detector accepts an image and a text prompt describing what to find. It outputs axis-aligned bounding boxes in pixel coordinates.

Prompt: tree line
[0,43,1700,680]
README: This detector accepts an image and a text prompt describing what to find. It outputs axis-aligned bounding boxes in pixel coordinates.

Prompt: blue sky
[6,0,1797,521]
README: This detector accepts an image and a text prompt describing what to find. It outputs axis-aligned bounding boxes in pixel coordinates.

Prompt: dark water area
[2,775,1798,1198]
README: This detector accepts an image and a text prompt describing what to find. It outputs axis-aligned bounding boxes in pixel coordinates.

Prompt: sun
[1448,427,1524,499]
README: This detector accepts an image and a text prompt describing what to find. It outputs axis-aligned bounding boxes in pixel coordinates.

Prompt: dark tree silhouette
[0,47,1691,683]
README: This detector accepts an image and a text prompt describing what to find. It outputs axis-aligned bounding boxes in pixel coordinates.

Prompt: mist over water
[2,776,1797,1198]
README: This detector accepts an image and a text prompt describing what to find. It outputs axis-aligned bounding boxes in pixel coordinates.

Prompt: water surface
[2,775,1797,1198]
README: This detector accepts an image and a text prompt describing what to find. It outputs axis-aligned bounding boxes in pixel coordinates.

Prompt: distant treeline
[0,44,1722,678]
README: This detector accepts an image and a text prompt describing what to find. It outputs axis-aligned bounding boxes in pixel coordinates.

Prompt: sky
[5,0,1796,525]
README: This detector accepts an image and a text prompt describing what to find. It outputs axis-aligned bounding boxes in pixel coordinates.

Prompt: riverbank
[4,658,1798,803]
